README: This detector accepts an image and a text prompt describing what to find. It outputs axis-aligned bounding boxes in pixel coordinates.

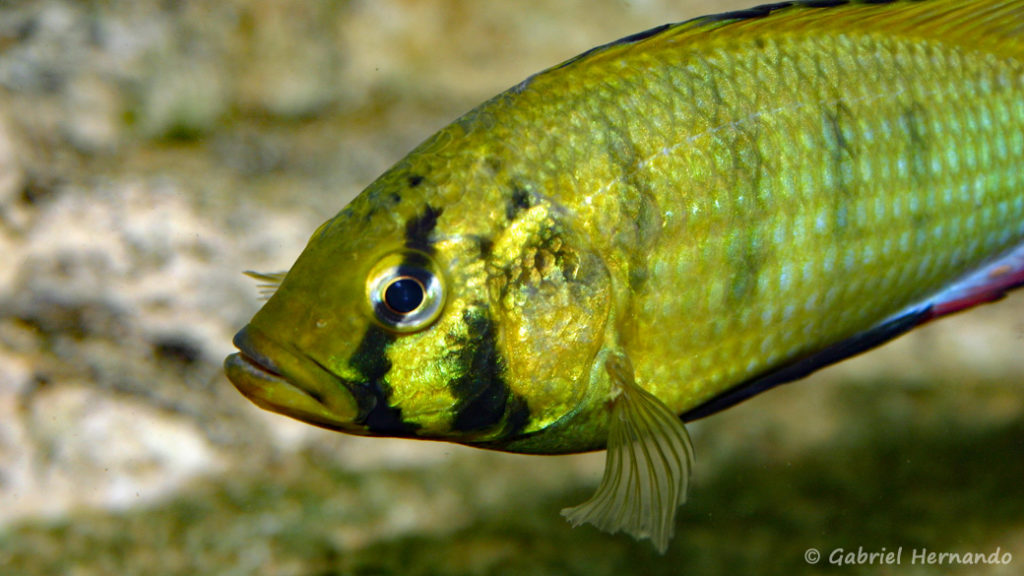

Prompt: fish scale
[591,33,1024,411]
[226,0,1024,552]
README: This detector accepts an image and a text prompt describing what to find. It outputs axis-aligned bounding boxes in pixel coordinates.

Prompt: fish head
[225,140,614,451]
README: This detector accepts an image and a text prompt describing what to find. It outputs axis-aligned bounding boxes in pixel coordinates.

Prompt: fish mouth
[228,329,287,381]
[224,325,361,430]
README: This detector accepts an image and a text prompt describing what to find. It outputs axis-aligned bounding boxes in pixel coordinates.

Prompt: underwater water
[0,0,1022,574]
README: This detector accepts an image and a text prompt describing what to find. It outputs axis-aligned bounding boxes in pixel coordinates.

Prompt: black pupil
[384,278,424,314]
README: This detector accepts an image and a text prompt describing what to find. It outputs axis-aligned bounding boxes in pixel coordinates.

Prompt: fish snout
[224,325,362,430]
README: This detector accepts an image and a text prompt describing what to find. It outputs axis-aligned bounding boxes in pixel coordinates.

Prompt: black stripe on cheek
[348,325,419,435]
[450,310,530,436]
[404,204,444,253]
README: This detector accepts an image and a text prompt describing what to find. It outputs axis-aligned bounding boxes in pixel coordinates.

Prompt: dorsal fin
[545,0,1024,77]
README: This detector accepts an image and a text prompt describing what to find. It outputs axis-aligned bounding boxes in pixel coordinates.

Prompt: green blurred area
[3,382,1022,575]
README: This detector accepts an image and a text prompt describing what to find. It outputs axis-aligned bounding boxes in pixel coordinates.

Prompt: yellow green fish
[225,0,1024,552]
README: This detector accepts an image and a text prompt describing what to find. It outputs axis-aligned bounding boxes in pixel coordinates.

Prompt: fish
[225,0,1024,553]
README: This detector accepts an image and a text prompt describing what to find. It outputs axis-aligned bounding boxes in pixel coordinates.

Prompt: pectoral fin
[561,353,695,554]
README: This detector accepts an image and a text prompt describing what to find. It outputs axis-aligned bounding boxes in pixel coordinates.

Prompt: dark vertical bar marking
[900,103,929,186]
[823,103,856,235]
[450,310,530,435]
[405,204,444,253]
[349,325,418,435]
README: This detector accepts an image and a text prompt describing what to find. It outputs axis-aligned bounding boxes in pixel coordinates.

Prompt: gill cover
[482,200,615,451]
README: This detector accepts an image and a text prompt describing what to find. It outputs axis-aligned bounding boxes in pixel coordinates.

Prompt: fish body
[226,0,1024,552]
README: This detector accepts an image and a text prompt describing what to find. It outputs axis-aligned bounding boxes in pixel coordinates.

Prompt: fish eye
[367,252,444,333]
[383,277,425,314]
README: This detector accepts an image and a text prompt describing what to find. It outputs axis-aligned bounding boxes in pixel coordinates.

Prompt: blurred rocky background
[0,1,1022,574]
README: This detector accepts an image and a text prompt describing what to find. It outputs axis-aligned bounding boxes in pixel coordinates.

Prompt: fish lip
[224,325,361,427]
[226,350,288,386]
[227,326,296,394]
[224,348,319,412]
[230,326,286,379]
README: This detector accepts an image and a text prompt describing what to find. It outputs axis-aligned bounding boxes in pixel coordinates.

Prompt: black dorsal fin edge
[545,0,900,75]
